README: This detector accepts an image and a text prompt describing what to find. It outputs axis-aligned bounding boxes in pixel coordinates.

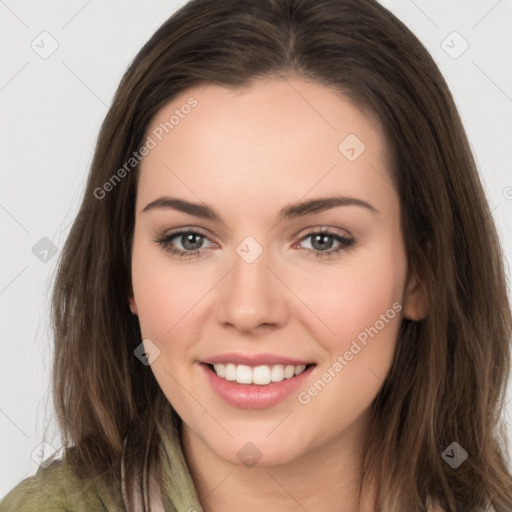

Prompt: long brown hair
[49,0,512,510]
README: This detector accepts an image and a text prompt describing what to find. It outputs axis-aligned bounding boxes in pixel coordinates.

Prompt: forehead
[137,77,395,215]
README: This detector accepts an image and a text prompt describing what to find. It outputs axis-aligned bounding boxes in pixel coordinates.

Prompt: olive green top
[0,417,204,512]
[1,421,499,511]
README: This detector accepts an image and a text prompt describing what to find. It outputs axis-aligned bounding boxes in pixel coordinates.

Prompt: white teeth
[225,363,236,381]
[210,363,309,385]
[270,364,284,382]
[213,364,225,378]
[253,365,271,385]
[235,365,252,384]
[284,365,295,379]
[294,364,306,375]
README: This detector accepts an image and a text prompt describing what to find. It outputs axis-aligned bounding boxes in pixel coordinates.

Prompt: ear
[402,268,427,321]
[128,294,138,315]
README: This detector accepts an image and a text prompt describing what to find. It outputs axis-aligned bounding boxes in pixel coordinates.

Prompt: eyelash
[154,227,355,259]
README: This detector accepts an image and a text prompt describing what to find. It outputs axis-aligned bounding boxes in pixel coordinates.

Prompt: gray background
[1,0,511,497]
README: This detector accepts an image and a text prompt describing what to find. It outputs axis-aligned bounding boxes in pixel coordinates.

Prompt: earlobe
[402,269,428,321]
[128,296,138,315]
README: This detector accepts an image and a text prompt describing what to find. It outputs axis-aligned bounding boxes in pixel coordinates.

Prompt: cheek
[290,246,406,355]
[291,257,405,434]
[130,237,206,340]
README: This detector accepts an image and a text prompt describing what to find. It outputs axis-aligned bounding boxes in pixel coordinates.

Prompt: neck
[181,411,377,512]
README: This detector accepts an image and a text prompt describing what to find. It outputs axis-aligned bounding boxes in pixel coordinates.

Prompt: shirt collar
[157,413,204,512]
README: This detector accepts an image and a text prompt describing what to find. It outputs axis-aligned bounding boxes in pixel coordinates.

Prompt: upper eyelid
[162,227,217,248]
[161,226,214,241]
[297,226,352,238]
[161,225,350,238]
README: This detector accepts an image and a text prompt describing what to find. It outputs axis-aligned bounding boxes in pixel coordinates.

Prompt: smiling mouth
[205,362,316,386]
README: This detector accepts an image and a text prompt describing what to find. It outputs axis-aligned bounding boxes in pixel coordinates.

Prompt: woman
[1,0,510,510]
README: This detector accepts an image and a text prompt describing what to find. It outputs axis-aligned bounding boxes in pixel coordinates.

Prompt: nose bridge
[216,235,287,331]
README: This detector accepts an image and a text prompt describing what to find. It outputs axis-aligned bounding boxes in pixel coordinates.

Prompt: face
[129,76,424,467]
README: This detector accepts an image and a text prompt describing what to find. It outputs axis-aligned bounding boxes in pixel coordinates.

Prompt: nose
[215,242,290,334]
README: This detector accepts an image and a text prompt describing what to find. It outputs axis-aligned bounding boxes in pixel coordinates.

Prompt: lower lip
[201,363,315,409]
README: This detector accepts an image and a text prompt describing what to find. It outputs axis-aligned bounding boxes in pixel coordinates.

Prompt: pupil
[312,234,333,251]
[183,234,203,250]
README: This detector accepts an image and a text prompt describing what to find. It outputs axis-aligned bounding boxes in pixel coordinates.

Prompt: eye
[295,229,355,258]
[154,227,355,259]
[154,228,217,258]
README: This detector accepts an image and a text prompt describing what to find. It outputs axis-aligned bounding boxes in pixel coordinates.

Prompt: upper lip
[202,352,315,367]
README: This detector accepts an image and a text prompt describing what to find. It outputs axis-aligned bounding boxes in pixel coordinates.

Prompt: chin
[210,432,311,468]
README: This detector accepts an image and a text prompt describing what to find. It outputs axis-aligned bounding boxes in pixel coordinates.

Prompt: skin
[128,76,426,512]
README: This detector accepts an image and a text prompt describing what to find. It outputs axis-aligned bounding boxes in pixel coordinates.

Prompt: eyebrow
[142,195,378,221]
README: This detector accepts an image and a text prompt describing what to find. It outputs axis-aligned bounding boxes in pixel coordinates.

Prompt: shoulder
[0,459,124,512]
